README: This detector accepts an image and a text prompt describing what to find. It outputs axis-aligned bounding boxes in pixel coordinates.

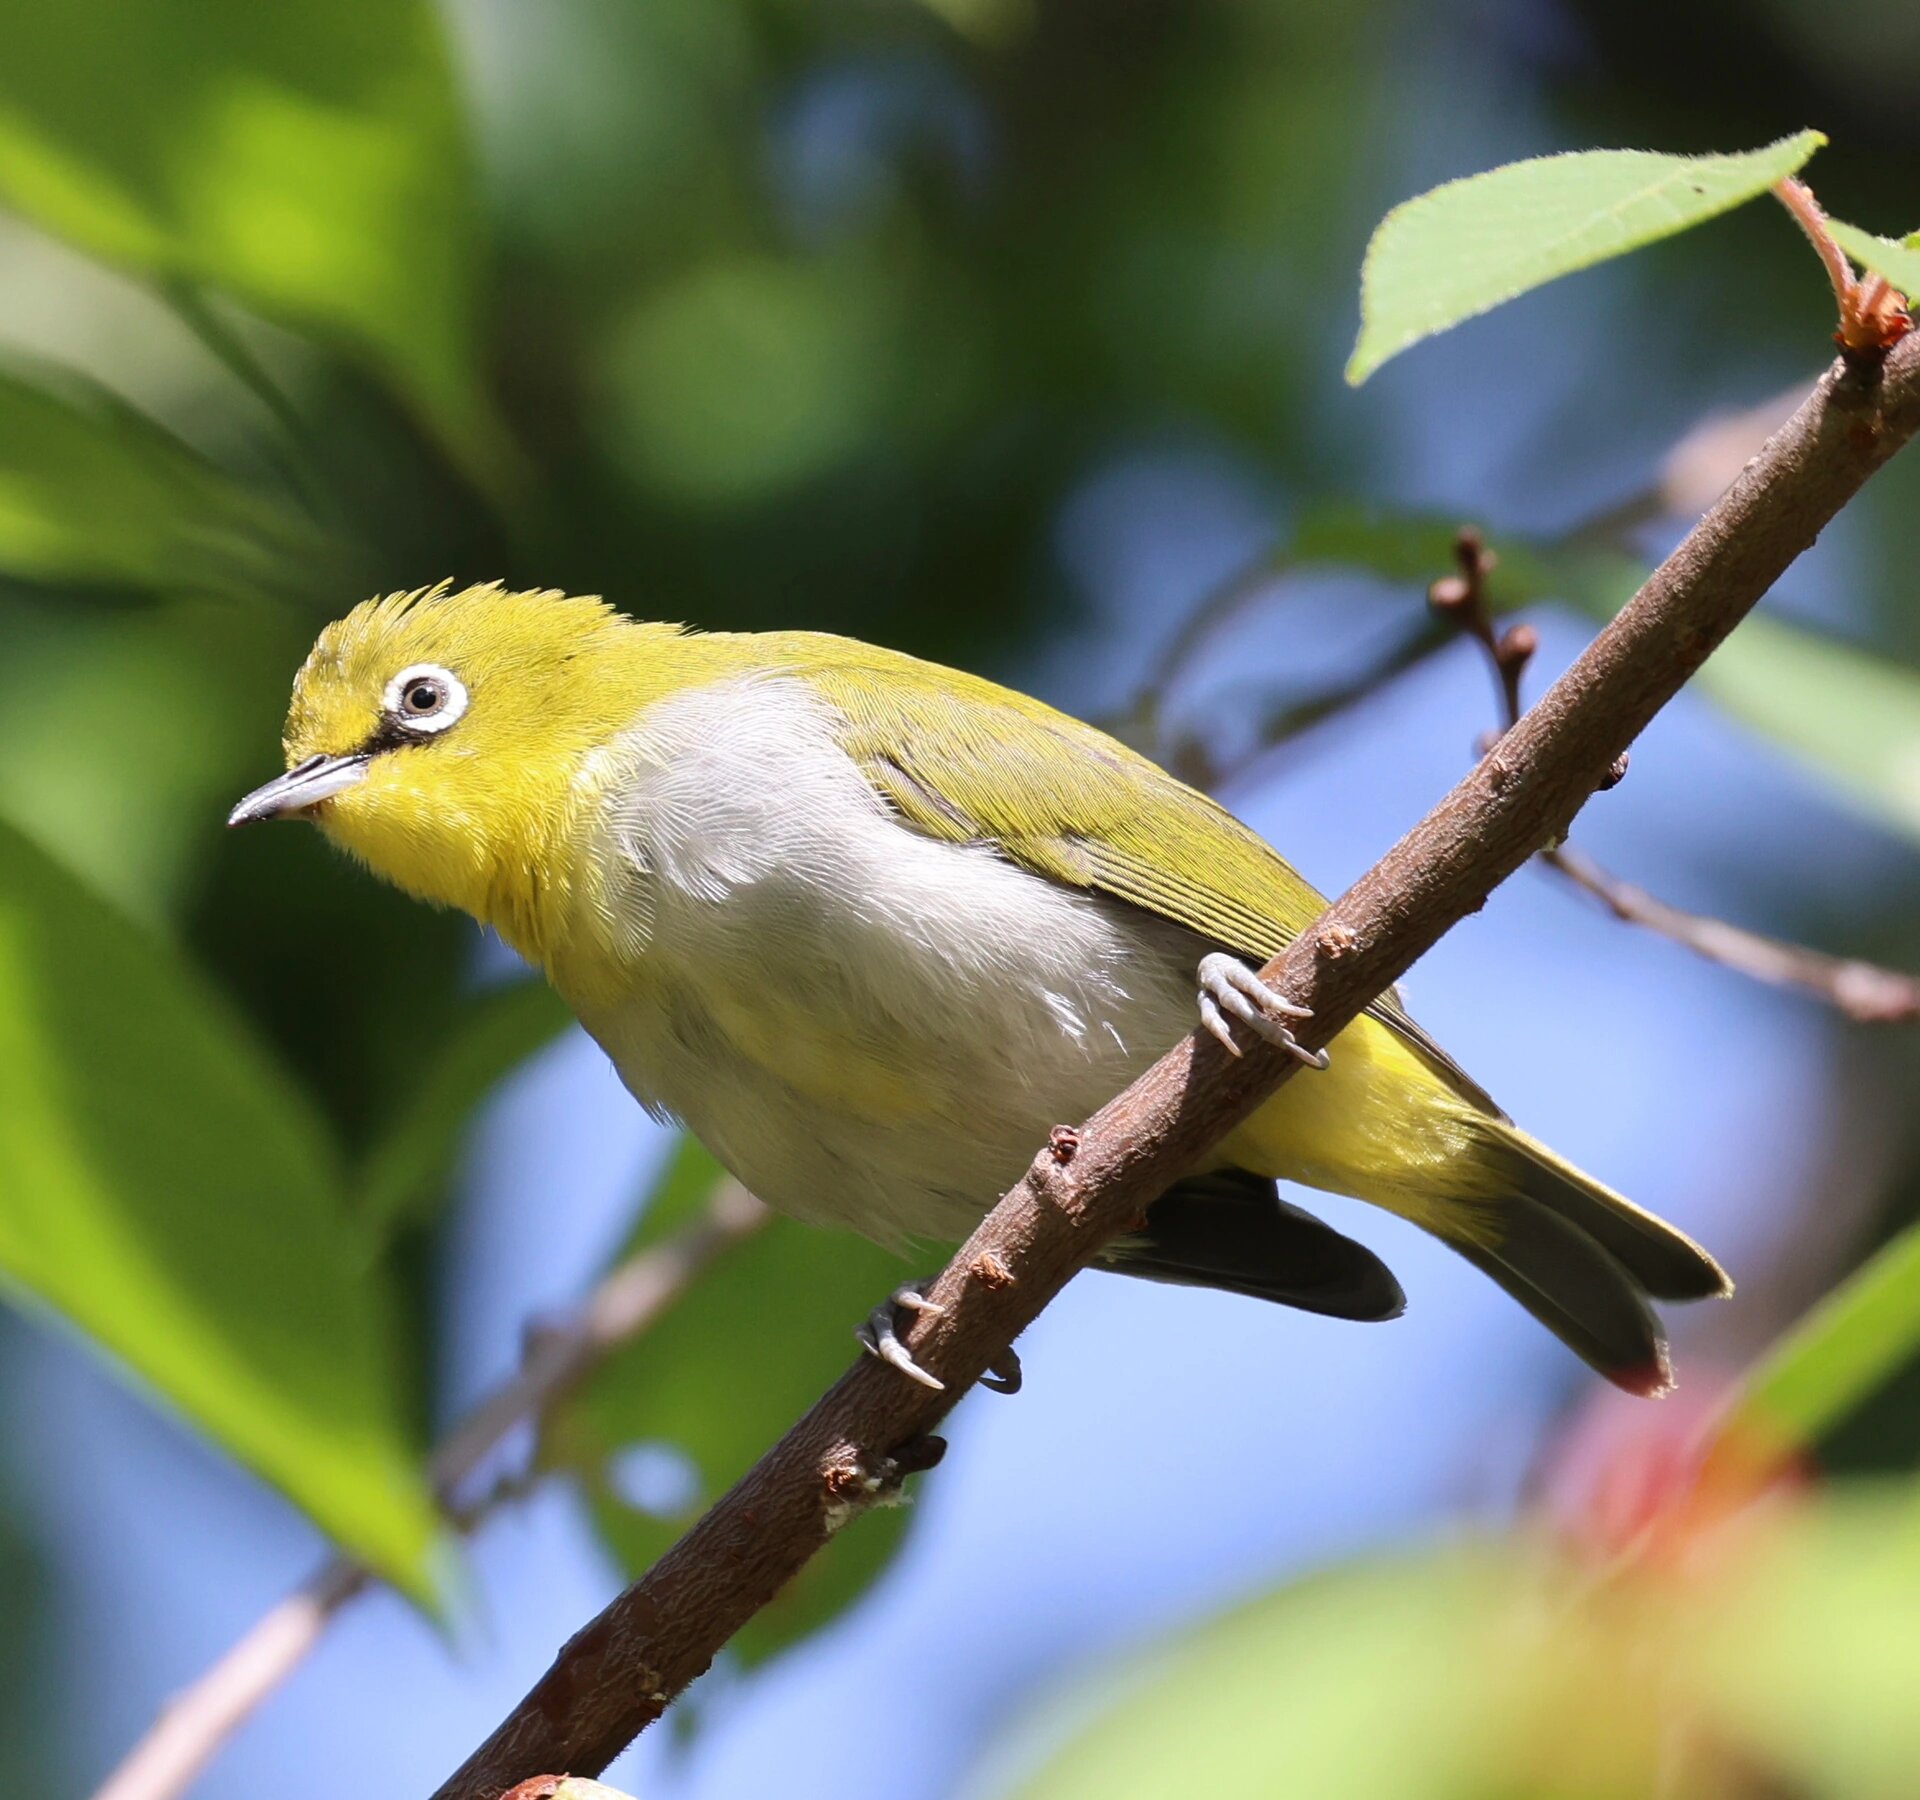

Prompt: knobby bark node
[430,330,1920,1800]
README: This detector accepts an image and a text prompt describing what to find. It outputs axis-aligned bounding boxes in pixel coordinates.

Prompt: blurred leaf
[1715,1223,1920,1471]
[1696,614,1920,847]
[357,977,571,1234]
[600,255,894,505]
[0,362,322,599]
[0,0,500,474]
[991,1542,1668,1799]
[992,1490,1920,1800]
[0,820,441,1596]
[562,1139,920,1667]
[1828,220,1920,300]
[1346,131,1826,384]
[0,594,315,922]
[1703,1487,1920,1798]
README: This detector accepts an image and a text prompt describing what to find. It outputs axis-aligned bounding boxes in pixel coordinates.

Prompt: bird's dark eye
[382,662,469,736]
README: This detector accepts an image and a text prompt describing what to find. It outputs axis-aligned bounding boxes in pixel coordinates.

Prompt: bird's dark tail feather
[1446,1123,1733,1397]
[1103,1170,1406,1323]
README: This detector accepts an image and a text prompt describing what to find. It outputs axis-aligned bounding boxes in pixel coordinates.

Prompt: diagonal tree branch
[433,328,1920,1799]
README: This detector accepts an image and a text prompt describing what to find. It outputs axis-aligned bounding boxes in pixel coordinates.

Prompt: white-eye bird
[231,583,1729,1395]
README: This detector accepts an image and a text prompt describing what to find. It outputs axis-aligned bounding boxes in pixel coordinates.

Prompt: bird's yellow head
[231,582,682,956]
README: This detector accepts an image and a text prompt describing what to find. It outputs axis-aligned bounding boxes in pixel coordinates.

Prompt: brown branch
[431,333,1920,1800]
[1548,844,1920,1023]
[1433,524,1920,1025]
[89,1184,768,1800]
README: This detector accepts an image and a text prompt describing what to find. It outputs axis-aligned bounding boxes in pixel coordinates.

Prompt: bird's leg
[856,1281,1023,1395]
[1196,952,1328,1069]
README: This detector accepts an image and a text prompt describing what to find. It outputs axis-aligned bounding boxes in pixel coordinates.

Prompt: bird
[230,581,1729,1397]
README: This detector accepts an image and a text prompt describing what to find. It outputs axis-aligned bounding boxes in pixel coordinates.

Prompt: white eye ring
[383,663,469,735]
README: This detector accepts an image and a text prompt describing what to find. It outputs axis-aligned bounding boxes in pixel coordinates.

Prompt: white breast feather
[559,675,1202,1249]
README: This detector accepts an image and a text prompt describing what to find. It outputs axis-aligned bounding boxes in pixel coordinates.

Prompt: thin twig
[432,331,1920,1800]
[1548,843,1919,1023]
[1432,526,1920,1025]
[1772,179,1912,362]
[88,1184,768,1800]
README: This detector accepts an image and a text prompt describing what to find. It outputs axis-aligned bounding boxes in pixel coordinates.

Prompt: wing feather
[775,635,1504,1118]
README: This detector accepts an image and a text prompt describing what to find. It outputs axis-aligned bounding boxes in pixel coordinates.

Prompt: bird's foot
[855,1280,1023,1395]
[1196,953,1328,1069]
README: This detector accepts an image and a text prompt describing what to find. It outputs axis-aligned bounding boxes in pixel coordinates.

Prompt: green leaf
[1713,1224,1920,1472]
[1828,220,1920,302]
[995,1543,1649,1800]
[561,1139,921,1668]
[994,1494,1920,1800]
[1694,614,1920,848]
[357,977,572,1234]
[0,820,441,1596]
[1703,1488,1920,1796]
[0,362,323,599]
[1346,131,1826,384]
[0,0,501,475]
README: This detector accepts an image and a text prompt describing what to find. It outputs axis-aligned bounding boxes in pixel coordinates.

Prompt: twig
[89,1183,768,1800]
[1431,526,1920,1025]
[431,331,1920,1800]
[1773,179,1912,362]
[1549,843,1920,1024]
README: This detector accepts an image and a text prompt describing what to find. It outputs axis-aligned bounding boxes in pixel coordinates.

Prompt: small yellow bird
[231,582,1727,1395]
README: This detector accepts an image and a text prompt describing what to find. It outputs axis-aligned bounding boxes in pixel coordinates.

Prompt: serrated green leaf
[564,1140,922,1667]
[1346,131,1826,384]
[0,362,323,599]
[1694,614,1920,847]
[357,977,571,1235]
[0,0,502,477]
[0,820,441,1597]
[1828,219,1920,302]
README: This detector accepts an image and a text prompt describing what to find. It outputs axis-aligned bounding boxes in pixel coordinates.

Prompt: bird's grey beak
[227,753,368,827]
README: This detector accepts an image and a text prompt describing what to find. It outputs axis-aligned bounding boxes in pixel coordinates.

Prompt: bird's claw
[855,1281,1024,1396]
[857,1281,947,1390]
[1197,953,1328,1069]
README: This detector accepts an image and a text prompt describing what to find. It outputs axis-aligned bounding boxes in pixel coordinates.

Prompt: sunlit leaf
[1828,220,1920,302]
[0,362,323,599]
[560,1138,922,1667]
[1695,614,1920,847]
[357,977,571,1234]
[0,0,501,474]
[1346,131,1826,384]
[0,820,442,1596]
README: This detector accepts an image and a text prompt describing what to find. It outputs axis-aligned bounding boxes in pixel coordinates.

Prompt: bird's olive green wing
[792,639,1503,1118]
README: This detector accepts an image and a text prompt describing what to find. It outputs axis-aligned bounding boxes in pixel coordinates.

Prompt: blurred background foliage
[0,0,1918,1793]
